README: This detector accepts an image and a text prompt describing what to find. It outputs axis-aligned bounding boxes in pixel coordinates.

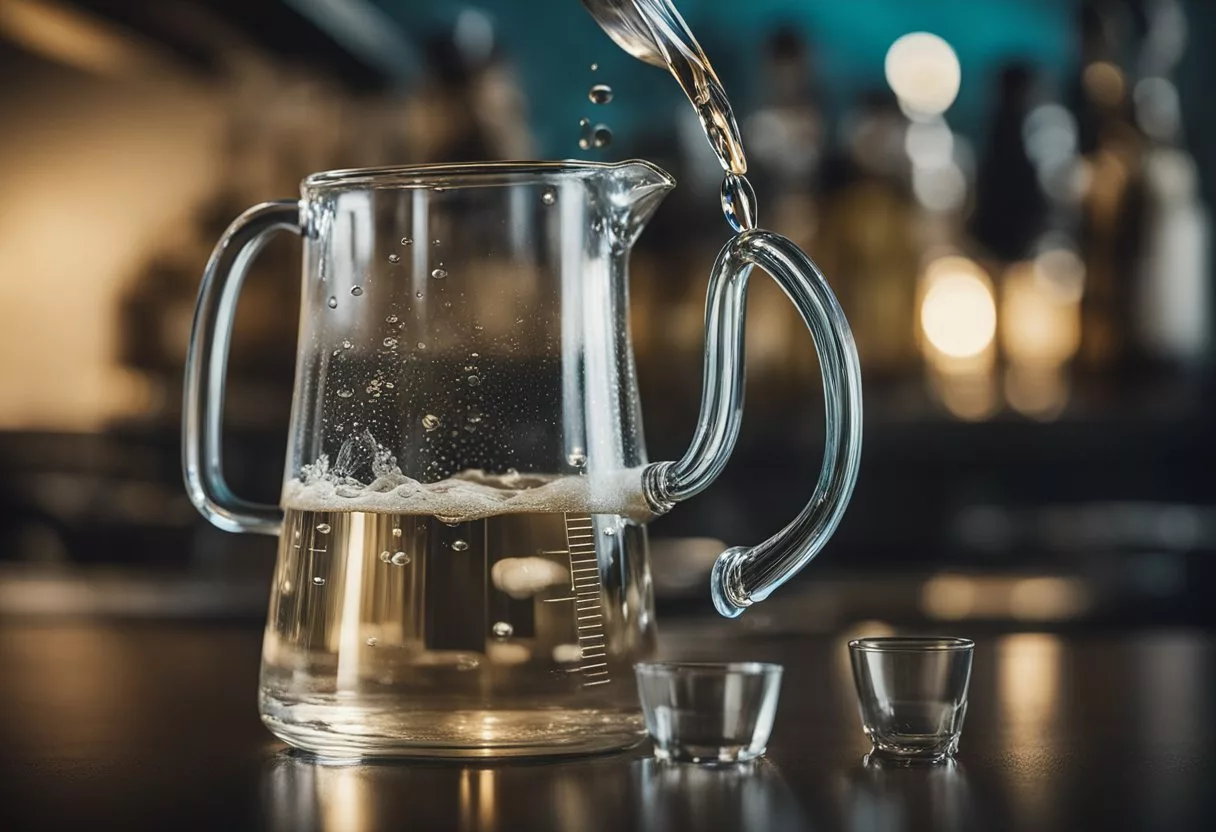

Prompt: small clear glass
[849,637,974,763]
[635,661,783,764]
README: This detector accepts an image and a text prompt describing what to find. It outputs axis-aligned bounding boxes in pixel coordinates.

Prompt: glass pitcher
[184,160,861,758]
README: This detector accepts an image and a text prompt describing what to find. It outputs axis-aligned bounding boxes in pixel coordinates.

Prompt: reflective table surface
[0,621,1212,831]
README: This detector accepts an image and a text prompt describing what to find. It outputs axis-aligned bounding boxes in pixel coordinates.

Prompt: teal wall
[373,0,1075,158]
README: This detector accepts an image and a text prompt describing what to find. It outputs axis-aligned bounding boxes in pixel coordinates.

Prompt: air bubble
[342,340,353,349]
[604,526,616,536]
[312,576,326,586]
[541,187,557,206]
[492,621,514,639]
[379,550,391,563]
[431,268,448,280]
[417,342,427,350]
[567,450,587,468]
[592,124,613,148]
[589,84,613,105]
[316,523,331,534]
[386,315,398,323]
[422,414,440,431]
[450,539,469,552]
[400,237,412,246]
[366,637,378,647]
[391,551,410,566]
[336,388,354,398]
[590,62,598,72]
[392,527,403,538]
[578,117,593,150]
[388,253,401,263]
[467,375,481,386]
[383,337,398,348]
[416,291,424,299]
[432,239,441,246]
[351,285,364,296]
[327,296,338,309]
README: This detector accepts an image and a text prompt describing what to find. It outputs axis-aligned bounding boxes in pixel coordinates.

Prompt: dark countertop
[0,621,1212,831]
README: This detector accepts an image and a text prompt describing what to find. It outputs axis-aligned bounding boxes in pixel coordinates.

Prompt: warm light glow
[0,0,171,78]
[1083,61,1126,108]
[1009,577,1089,621]
[920,257,997,359]
[1001,257,1083,367]
[921,574,1088,620]
[885,33,961,118]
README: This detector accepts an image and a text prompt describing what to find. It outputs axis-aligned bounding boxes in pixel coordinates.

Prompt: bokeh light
[884,32,961,119]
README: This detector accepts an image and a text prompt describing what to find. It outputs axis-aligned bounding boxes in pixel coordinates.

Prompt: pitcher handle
[183,201,302,535]
[642,230,863,617]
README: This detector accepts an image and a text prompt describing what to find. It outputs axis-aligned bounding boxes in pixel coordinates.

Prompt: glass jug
[184,161,861,758]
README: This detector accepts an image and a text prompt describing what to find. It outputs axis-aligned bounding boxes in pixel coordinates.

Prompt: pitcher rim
[303,159,675,190]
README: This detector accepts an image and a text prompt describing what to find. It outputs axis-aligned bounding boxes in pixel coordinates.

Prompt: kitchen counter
[0,620,1212,831]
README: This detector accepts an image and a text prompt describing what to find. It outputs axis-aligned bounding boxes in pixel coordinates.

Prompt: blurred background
[1,0,1215,631]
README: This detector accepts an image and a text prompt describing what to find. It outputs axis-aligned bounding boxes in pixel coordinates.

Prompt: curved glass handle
[642,230,863,617]
[183,201,301,535]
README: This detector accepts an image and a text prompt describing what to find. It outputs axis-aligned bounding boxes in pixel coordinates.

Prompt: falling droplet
[401,237,412,246]
[467,375,481,386]
[578,117,593,150]
[379,550,391,563]
[392,527,403,538]
[366,637,378,647]
[450,539,469,552]
[351,285,364,296]
[316,523,331,534]
[312,576,326,586]
[541,187,557,206]
[492,621,514,639]
[431,268,448,280]
[422,414,440,431]
[391,551,410,566]
[567,450,587,468]
[388,253,401,264]
[592,124,613,148]
[590,62,599,72]
[721,173,758,233]
[336,388,354,398]
[327,296,338,309]
[383,337,398,348]
[589,84,613,105]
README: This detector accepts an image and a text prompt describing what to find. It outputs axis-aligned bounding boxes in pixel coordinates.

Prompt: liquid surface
[262,506,656,757]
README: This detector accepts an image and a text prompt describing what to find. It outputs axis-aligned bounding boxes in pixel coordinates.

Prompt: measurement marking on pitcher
[562,512,608,688]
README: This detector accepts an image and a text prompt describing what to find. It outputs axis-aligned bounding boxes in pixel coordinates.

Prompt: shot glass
[848,637,974,763]
[635,662,783,764]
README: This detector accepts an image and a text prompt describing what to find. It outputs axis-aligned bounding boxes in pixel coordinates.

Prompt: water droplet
[589,84,613,105]
[400,237,412,246]
[342,340,353,349]
[541,187,557,206]
[391,551,410,566]
[604,526,616,536]
[316,523,331,534]
[312,576,326,586]
[578,117,593,150]
[379,550,391,563]
[471,352,479,358]
[467,412,482,424]
[506,467,519,477]
[432,239,441,246]
[417,342,427,350]
[450,539,469,552]
[336,388,354,399]
[467,375,481,386]
[492,621,514,639]
[592,124,613,148]
[415,291,424,299]
[392,527,403,538]
[388,253,401,264]
[386,314,398,323]
[721,172,758,232]
[383,337,398,348]
[327,296,338,309]
[567,450,587,468]
[366,637,378,647]
[590,62,599,72]
[431,268,448,280]
[351,285,364,296]
[422,413,441,431]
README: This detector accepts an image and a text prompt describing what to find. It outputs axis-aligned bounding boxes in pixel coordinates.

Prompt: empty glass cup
[635,662,783,764]
[849,637,974,762]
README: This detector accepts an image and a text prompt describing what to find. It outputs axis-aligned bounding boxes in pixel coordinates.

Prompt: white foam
[281,465,652,523]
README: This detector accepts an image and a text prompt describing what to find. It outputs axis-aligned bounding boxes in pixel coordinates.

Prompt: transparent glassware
[636,662,783,764]
[183,160,861,757]
[849,637,975,763]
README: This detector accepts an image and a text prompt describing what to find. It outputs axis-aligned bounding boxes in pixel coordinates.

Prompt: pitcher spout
[597,159,676,245]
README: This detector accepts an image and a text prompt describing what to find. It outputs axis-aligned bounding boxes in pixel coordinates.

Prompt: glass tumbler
[849,637,973,762]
